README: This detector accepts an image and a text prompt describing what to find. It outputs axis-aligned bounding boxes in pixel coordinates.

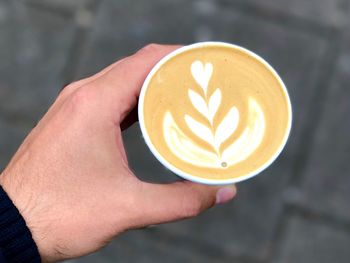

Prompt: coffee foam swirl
[163,60,266,168]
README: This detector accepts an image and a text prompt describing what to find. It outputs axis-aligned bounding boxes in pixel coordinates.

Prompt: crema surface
[141,45,291,181]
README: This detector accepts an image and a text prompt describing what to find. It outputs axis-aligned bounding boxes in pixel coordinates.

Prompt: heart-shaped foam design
[191,60,213,96]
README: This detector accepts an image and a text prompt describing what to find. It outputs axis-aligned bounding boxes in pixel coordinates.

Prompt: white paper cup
[138,42,292,185]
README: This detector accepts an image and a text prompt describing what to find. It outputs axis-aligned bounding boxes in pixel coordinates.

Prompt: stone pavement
[1,0,350,262]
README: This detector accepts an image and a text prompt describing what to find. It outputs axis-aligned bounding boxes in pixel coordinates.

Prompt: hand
[0,44,237,262]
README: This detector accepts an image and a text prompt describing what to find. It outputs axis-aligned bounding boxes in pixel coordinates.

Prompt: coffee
[139,42,291,184]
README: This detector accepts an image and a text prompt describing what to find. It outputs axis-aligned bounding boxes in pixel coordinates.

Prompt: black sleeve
[0,185,41,263]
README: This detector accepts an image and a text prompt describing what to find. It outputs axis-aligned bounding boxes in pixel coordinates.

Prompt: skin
[0,44,236,262]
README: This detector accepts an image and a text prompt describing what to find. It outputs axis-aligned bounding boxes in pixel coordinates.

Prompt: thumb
[133,181,237,227]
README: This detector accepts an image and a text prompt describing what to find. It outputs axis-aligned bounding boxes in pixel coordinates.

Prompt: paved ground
[1,0,350,262]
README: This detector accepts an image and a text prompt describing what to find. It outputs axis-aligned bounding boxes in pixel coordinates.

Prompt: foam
[163,99,265,168]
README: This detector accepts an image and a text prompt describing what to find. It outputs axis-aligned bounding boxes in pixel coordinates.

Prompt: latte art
[139,42,292,184]
[163,61,266,169]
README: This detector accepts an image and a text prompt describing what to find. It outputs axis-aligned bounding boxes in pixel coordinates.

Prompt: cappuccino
[139,42,292,184]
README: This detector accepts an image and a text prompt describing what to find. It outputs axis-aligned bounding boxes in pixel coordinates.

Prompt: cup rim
[138,41,292,185]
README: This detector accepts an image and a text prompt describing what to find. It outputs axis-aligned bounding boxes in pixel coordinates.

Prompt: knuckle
[58,79,85,100]
[71,88,89,105]
[139,43,162,53]
[59,83,75,96]
[66,87,93,113]
[66,80,81,89]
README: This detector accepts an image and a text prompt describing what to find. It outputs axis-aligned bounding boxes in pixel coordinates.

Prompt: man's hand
[0,44,236,262]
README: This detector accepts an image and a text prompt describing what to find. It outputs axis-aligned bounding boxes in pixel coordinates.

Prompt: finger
[133,181,236,227]
[46,58,129,123]
[59,57,128,100]
[87,43,182,123]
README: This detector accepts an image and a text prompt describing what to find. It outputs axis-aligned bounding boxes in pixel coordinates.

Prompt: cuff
[0,185,41,263]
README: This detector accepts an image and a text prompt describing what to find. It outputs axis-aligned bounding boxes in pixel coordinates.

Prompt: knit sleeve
[0,185,41,263]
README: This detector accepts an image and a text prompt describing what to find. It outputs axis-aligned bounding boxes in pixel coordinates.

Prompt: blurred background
[1,0,350,262]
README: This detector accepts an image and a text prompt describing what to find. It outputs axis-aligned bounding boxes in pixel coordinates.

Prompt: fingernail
[216,186,236,205]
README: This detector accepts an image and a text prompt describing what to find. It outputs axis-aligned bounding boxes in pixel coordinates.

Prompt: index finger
[89,44,182,123]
